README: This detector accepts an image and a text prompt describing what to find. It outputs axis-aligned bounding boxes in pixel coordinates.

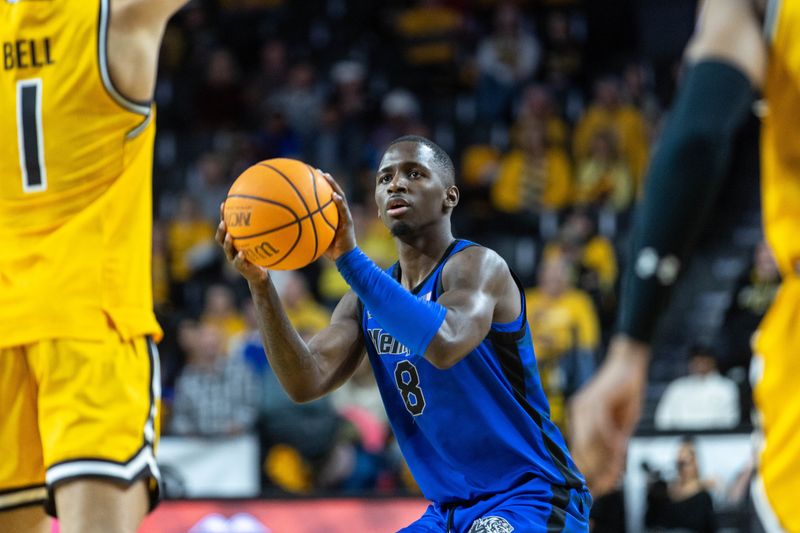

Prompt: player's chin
[389,221,414,237]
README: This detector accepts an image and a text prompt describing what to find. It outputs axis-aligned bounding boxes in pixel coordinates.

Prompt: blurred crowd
[149,0,776,512]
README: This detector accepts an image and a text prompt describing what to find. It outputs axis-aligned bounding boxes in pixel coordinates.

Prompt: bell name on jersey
[3,38,55,71]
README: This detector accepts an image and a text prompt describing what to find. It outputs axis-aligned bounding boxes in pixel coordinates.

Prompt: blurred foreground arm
[569,0,766,496]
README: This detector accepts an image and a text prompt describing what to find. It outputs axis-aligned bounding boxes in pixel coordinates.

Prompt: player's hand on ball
[319,171,357,261]
[216,203,269,284]
[568,335,649,497]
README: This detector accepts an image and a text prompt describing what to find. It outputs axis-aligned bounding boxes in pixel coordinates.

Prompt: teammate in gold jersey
[1,1,187,532]
[571,0,800,531]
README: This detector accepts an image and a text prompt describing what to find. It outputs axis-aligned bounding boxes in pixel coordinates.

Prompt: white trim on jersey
[97,0,151,116]
[751,475,787,533]
[764,0,781,42]
[46,337,161,487]
[45,445,155,485]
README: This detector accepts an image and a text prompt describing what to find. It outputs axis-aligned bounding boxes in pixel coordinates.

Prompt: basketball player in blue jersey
[217,135,591,532]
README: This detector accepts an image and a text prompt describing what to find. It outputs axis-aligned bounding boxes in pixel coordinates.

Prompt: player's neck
[394,224,455,291]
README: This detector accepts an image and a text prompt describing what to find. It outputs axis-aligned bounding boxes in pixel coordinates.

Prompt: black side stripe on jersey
[0,483,47,512]
[491,332,582,531]
[545,485,570,532]
[491,333,584,491]
[97,0,151,116]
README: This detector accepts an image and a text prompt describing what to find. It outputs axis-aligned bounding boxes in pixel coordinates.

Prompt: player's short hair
[388,135,455,186]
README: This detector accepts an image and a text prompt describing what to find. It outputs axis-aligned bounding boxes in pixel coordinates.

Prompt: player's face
[375,142,452,237]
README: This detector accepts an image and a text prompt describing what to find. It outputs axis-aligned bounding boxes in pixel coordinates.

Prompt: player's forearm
[617,60,754,342]
[247,277,326,401]
[335,247,446,358]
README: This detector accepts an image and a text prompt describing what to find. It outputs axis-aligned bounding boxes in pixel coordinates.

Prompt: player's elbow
[424,339,470,370]
[279,379,325,404]
[425,350,456,370]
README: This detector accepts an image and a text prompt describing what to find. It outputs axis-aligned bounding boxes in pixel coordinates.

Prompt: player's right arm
[569,0,766,497]
[107,0,192,105]
[216,216,365,403]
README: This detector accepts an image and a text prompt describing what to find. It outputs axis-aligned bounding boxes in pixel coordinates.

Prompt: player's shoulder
[443,243,511,287]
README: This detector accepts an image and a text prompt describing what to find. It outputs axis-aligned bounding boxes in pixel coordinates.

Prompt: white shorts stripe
[751,475,787,533]
[0,486,47,510]
[45,444,155,486]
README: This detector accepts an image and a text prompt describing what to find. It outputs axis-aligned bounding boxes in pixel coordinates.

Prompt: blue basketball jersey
[360,239,586,505]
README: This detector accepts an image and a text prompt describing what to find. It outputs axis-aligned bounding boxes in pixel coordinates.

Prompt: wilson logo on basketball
[228,211,252,227]
[244,241,280,262]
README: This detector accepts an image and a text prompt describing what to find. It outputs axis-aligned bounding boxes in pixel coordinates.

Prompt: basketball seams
[262,223,303,269]
[307,164,337,232]
[260,162,319,265]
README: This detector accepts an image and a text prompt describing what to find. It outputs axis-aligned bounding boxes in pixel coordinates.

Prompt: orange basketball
[223,158,339,270]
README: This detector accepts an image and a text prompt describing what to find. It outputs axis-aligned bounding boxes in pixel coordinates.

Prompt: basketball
[223,158,339,270]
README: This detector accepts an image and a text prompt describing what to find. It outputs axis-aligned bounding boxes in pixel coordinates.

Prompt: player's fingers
[319,170,346,200]
[215,219,228,246]
[219,201,225,221]
[223,233,237,262]
[331,192,352,226]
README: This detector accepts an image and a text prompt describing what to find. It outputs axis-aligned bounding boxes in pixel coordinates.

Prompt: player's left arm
[424,248,519,369]
[323,174,516,370]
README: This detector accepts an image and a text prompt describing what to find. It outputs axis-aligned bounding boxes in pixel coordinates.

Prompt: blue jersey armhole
[490,269,527,333]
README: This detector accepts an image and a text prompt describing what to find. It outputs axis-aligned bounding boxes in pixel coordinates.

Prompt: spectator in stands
[541,11,584,119]
[655,345,740,430]
[167,194,216,303]
[622,60,661,130]
[716,241,780,372]
[645,438,716,533]
[260,355,341,495]
[393,0,463,100]
[193,47,245,130]
[513,84,569,151]
[525,254,598,429]
[574,128,634,213]
[475,2,541,124]
[573,76,649,192]
[371,89,427,158]
[491,121,572,228]
[245,39,288,110]
[455,142,501,235]
[152,221,170,311]
[269,62,324,148]
[328,60,371,181]
[201,284,247,346]
[170,321,260,436]
[254,107,302,160]
[186,151,232,222]
[327,359,393,492]
[543,210,618,325]
[276,272,331,340]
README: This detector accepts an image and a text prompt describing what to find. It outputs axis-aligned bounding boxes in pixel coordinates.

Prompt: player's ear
[444,185,459,209]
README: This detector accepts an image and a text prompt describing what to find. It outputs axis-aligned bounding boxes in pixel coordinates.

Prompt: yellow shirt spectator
[492,124,573,213]
[573,79,648,190]
[167,196,216,283]
[525,255,599,429]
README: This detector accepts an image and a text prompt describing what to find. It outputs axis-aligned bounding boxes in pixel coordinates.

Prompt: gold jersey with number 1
[0,0,163,513]
[751,0,800,531]
[0,0,161,346]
